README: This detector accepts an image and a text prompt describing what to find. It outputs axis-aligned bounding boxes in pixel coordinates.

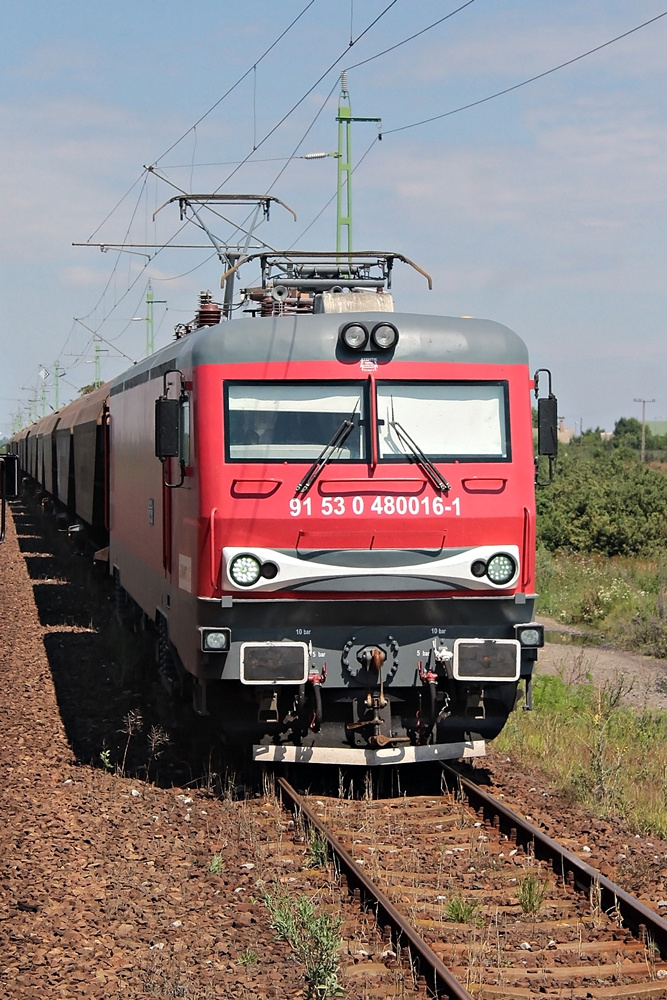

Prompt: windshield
[377,382,509,461]
[226,383,365,461]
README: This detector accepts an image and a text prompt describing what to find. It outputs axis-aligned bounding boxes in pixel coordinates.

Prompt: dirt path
[536,616,667,711]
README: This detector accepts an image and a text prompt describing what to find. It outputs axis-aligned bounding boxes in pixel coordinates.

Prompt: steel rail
[277,777,474,1000]
[441,763,667,958]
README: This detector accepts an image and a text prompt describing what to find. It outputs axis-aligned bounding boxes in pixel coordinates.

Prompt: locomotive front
[144,253,556,765]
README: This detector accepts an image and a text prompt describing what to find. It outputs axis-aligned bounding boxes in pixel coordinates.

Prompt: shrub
[537,451,667,556]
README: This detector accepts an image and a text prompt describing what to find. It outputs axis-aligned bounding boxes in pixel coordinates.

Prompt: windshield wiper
[389,414,451,493]
[295,408,358,497]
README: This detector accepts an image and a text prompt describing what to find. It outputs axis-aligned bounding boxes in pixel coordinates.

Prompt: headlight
[471,559,487,578]
[229,554,262,586]
[515,624,544,648]
[340,323,368,349]
[486,553,517,585]
[371,322,398,349]
[200,628,231,652]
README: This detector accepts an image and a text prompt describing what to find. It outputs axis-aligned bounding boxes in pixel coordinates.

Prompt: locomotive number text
[289,496,461,517]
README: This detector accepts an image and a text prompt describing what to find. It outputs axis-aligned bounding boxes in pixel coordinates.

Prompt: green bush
[537,450,667,556]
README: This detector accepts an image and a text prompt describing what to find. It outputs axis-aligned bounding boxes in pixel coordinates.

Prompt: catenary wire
[73,0,401,357]
[346,0,476,72]
[151,0,318,167]
[385,9,667,135]
[208,0,402,194]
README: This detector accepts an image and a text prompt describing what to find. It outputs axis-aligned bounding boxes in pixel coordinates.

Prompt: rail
[441,762,667,958]
[277,777,474,1000]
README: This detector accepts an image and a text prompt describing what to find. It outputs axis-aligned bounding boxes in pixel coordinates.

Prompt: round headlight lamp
[371,322,398,350]
[229,554,262,587]
[471,559,487,578]
[340,323,368,349]
[486,553,517,585]
[518,627,541,647]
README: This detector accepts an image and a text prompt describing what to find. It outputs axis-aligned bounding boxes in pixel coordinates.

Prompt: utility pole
[633,396,655,462]
[335,72,381,258]
[54,362,62,410]
[146,282,166,357]
[38,366,49,417]
[92,338,109,388]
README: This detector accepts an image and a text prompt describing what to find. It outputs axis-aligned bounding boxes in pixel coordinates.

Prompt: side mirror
[533,368,557,486]
[155,370,187,488]
[155,397,180,460]
[0,454,20,544]
[537,395,558,458]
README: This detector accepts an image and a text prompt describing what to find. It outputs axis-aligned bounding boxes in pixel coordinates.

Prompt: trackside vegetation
[535,427,667,653]
[493,420,667,839]
[495,673,667,839]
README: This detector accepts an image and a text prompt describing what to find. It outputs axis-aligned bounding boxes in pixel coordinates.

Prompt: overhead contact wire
[209,0,402,193]
[385,9,667,135]
[151,0,318,167]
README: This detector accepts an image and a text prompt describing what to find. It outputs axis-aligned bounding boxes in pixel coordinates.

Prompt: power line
[151,0,319,167]
[385,9,667,136]
[209,0,402,194]
[347,0,476,72]
[73,0,402,362]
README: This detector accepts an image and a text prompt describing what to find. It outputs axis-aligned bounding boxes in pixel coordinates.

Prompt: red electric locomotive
[12,248,557,766]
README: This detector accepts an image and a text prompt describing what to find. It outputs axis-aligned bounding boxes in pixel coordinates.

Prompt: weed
[209,853,224,875]
[146,724,170,778]
[305,830,329,869]
[517,874,548,915]
[263,886,344,999]
[238,946,258,967]
[445,895,480,924]
[99,745,112,771]
[119,708,143,775]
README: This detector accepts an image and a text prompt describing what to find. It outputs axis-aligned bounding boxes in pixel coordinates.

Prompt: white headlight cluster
[340,322,399,351]
[486,554,516,585]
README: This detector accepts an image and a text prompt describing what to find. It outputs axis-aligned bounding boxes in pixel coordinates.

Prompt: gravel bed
[0,501,411,999]
[2,494,666,998]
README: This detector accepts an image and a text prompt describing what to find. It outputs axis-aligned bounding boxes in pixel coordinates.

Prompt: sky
[2,0,667,435]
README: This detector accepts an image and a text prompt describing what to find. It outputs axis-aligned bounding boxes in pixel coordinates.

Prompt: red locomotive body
[11,252,556,765]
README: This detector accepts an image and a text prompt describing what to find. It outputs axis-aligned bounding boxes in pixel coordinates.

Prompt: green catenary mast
[335,72,381,257]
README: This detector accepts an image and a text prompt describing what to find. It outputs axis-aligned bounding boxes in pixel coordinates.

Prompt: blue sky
[2,0,667,434]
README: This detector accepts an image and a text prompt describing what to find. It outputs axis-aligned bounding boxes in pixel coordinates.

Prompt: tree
[613,416,643,451]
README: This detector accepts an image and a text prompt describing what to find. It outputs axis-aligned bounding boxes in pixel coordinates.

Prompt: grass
[237,946,258,967]
[536,547,667,656]
[444,895,480,924]
[494,673,667,838]
[517,874,548,915]
[305,830,329,869]
[209,853,224,875]
[263,886,344,999]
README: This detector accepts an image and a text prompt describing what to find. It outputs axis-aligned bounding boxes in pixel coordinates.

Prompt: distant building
[558,419,574,444]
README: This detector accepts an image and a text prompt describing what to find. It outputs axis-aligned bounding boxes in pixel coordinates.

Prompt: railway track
[278,768,667,999]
